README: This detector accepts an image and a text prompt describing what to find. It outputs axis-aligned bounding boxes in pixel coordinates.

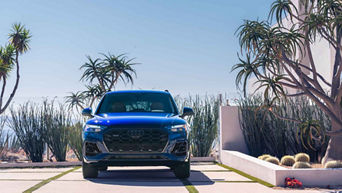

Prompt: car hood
[86,112,186,127]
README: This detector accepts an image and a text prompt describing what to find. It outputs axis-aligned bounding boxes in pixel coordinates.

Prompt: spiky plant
[265,156,280,165]
[258,154,271,160]
[8,102,44,162]
[280,155,295,166]
[293,162,312,169]
[295,153,310,162]
[324,160,342,168]
[41,100,71,162]
[68,121,83,161]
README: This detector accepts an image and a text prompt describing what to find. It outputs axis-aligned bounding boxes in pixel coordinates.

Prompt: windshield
[96,92,178,114]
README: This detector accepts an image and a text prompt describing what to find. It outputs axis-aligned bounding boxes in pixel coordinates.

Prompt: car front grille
[103,127,168,153]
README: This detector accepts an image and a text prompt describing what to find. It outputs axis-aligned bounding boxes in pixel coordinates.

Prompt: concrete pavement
[0,163,340,193]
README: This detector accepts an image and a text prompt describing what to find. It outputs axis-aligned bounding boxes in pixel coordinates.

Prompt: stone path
[0,163,340,193]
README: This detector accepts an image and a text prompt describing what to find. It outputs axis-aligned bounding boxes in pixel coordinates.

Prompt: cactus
[295,153,310,162]
[293,162,312,169]
[324,160,342,168]
[258,154,271,160]
[280,155,295,166]
[265,156,280,165]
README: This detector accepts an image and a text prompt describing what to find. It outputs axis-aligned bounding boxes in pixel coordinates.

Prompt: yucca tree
[80,56,106,92]
[65,91,85,111]
[233,0,342,163]
[102,53,137,90]
[0,23,31,114]
[67,53,137,112]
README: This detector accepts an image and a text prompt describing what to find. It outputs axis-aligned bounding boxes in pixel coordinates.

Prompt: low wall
[219,106,248,154]
[222,150,342,187]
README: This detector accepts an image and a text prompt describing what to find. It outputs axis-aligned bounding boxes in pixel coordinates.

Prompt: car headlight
[170,124,187,132]
[84,124,106,132]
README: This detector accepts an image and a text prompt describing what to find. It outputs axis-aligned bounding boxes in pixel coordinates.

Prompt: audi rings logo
[128,130,144,139]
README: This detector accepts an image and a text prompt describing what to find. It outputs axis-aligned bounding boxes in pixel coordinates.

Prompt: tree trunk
[322,120,342,164]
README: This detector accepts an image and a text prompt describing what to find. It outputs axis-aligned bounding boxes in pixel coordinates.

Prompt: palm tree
[80,56,106,92]
[0,45,15,108]
[102,53,137,91]
[65,92,85,112]
[233,0,342,163]
[82,84,103,108]
[0,23,31,114]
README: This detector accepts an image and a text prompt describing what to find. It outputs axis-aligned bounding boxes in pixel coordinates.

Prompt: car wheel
[82,161,98,178]
[173,161,190,179]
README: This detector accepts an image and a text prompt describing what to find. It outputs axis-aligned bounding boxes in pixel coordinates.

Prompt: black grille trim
[103,127,168,153]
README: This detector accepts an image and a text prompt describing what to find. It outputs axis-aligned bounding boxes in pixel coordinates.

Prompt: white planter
[221,150,342,187]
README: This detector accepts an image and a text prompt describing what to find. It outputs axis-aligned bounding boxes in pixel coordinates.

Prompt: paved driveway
[0,163,339,193]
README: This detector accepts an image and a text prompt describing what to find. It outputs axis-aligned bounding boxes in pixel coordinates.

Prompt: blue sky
[0,0,274,104]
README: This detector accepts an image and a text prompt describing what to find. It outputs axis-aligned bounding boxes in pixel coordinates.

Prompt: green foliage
[265,156,280,165]
[324,160,342,168]
[66,53,138,112]
[280,155,295,166]
[294,153,310,162]
[41,100,71,162]
[68,121,83,161]
[258,154,271,160]
[239,95,329,162]
[175,95,220,157]
[0,23,31,115]
[292,161,312,169]
[8,102,44,162]
[0,116,9,157]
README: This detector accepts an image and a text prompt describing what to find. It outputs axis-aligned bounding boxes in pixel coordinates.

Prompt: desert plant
[280,155,295,166]
[258,154,271,160]
[295,153,310,163]
[324,160,342,169]
[41,100,71,162]
[293,162,312,169]
[0,23,31,114]
[239,95,329,162]
[8,102,44,162]
[233,0,342,164]
[265,156,280,165]
[176,95,219,157]
[68,121,83,161]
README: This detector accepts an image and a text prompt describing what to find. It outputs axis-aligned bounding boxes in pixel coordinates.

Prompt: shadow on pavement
[88,168,214,186]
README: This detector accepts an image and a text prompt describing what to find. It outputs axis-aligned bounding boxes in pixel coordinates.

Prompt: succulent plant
[258,154,271,160]
[265,156,280,165]
[295,153,310,162]
[280,155,295,166]
[324,160,342,168]
[293,162,312,169]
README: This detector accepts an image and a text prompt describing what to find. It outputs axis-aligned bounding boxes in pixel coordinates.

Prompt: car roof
[106,90,170,95]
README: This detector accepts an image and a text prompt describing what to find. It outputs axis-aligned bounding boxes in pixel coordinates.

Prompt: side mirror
[82,107,93,117]
[181,107,194,118]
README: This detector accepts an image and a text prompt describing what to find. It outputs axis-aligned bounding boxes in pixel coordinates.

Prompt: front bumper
[82,131,189,167]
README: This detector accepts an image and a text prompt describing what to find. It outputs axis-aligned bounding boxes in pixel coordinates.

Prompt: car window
[96,92,177,114]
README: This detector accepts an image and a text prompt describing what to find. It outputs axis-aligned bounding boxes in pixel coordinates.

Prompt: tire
[82,161,98,178]
[98,166,108,171]
[173,161,190,179]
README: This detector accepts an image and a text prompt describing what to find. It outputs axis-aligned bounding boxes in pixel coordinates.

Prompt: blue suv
[81,90,194,179]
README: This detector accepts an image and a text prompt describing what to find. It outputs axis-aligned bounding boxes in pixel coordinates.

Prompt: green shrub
[41,101,71,162]
[8,103,45,162]
[68,121,83,161]
[175,95,220,157]
[293,162,311,169]
[295,153,310,162]
[258,154,271,160]
[324,160,342,168]
[238,96,330,162]
[280,155,295,166]
[265,157,280,165]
